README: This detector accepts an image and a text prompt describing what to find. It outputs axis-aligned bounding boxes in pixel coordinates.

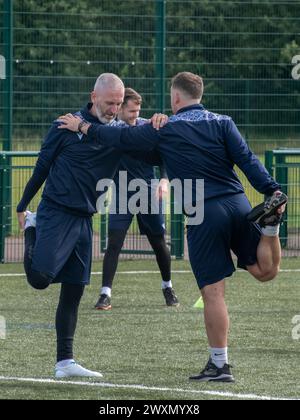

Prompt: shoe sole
[247,195,288,223]
[95,305,112,311]
[189,376,235,383]
[246,203,265,222]
[55,373,103,378]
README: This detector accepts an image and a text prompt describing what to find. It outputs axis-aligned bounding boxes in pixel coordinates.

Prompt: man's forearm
[237,154,280,195]
[225,120,280,195]
[16,163,48,212]
[58,113,161,151]
[86,123,159,152]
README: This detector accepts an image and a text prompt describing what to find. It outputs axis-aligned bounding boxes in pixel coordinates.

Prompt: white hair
[94,73,124,92]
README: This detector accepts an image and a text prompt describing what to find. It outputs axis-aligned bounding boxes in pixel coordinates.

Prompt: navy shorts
[108,212,165,236]
[187,193,262,289]
[31,201,93,285]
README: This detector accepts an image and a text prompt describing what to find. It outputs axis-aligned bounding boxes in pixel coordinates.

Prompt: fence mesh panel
[0,0,299,152]
[0,1,300,261]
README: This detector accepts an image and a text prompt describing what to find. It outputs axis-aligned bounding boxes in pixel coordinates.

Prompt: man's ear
[175,90,181,106]
[91,91,96,104]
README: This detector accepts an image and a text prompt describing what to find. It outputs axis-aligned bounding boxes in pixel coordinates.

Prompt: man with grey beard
[16,73,164,378]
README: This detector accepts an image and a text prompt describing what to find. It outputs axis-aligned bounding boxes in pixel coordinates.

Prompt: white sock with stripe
[262,225,280,237]
[210,347,228,369]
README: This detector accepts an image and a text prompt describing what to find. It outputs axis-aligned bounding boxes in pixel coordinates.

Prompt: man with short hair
[59,71,287,383]
[16,73,164,378]
[117,87,144,126]
[95,87,179,310]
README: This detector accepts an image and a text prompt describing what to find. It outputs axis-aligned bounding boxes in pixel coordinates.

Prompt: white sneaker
[55,361,103,379]
[24,211,37,230]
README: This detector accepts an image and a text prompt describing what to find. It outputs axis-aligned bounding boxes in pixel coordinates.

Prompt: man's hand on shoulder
[58,114,91,135]
[149,113,169,130]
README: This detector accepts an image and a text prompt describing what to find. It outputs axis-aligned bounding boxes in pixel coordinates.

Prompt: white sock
[210,347,228,369]
[56,359,75,369]
[101,287,111,297]
[162,280,172,289]
[262,225,280,237]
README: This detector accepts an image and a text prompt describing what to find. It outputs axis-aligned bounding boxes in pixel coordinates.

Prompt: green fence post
[264,150,274,177]
[275,153,288,247]
[3,0,13,151]
[265,150,287,247]
[245,79,250,142]
[0,154,6,262]
[100,213,107,254]
[170,189,184,259]
[155,0,166,112]
[3,0,13,237]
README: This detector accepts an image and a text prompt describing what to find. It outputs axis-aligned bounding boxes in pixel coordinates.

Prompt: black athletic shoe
[95,294,112,311]
[163,287,179,307]
[189,358,235,383]
[247,191,288,227]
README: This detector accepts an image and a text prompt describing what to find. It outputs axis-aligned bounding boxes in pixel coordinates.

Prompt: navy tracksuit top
[86,104,280,206]
[17,104,162,216]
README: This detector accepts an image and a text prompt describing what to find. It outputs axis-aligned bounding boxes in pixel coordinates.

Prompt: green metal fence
[265,148,300,255]
[0,151,184,263]
[1,0,300,153]
[1,1,300,261]
[1,149,299,263]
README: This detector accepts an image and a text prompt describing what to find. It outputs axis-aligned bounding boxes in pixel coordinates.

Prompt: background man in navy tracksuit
[16,73,164,379]
[59,72,286,383]
[95,87,179,311]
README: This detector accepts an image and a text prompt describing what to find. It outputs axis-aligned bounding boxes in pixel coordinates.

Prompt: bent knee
[27,279,50,290]
[27,272,51,290]
[256,267,279,283]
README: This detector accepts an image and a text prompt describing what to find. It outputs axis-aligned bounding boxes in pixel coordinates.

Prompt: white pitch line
[1,269,300,278]
[0,376,297,401]
[0,270,190,277]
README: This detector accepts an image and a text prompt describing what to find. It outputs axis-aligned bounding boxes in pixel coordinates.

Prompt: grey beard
[95,107,114,124]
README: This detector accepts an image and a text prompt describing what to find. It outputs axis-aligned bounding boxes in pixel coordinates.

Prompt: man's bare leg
[247,234,281,282]
[247,193,286,282]
[190,280,234,382]
[201,280,229,348]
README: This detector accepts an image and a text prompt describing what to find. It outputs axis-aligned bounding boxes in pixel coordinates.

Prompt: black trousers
[102,229,171,290]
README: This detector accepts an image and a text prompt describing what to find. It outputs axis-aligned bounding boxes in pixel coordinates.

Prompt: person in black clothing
[17,73,164,378]
[95,88,179,311]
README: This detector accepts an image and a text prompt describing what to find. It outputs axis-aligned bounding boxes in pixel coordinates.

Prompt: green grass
[0,259,300,400]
